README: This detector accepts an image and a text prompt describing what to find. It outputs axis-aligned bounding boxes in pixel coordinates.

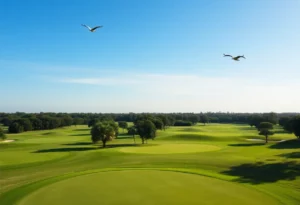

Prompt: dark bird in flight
[223,54,246,61]
[81,24,103,32]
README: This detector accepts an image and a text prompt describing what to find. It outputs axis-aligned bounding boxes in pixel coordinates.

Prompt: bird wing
[81,24,92,30]
[91,26,103,31]
[237,55,246,59]
[223,54,232,57]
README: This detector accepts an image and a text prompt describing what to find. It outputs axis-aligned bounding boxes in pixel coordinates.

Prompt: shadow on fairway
[101,143,139,149]
[274,130,291,134]
[70,133,90,137]
[228,143,265,147]
[222,161,300,184]
[63,142,139,148]
[269,139,300,149]
[33,147,96,153]
[63,142,93,146]
[73,128,90,132]
[278,152,300,159]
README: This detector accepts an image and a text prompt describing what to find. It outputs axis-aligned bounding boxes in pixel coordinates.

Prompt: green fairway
[0,150,69,166]
[119,144,220,154]
[18,170,279,205]
[1,124,300,204]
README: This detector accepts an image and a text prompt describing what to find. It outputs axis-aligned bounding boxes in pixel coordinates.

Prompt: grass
[17,170,279,205]
[0,123,299,204]
[119,144,221,154]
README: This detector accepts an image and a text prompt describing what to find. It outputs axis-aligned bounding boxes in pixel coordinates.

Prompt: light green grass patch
[0,150,70,167]
[18,170,279,205]
[119,143,221,154]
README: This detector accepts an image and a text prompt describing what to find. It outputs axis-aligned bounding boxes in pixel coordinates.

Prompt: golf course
[1,123,299,204]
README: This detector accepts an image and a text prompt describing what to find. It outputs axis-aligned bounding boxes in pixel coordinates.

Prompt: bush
[0,127,6,140]
[174,120,193,126]
[9,122,24,133]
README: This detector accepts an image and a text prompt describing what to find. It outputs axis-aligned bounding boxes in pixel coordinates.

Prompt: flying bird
[81,24,103,32]
[223,54,246,61]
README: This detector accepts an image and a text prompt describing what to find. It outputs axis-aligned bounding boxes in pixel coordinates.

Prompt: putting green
[119,144,221,154]
[18,170,279,205]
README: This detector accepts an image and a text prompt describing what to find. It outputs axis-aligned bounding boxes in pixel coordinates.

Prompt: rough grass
[0,124,299,204]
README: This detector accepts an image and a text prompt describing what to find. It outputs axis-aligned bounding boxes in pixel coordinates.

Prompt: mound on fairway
[0,150,69,167]
[18,170,279,205]
[119,144,220,154]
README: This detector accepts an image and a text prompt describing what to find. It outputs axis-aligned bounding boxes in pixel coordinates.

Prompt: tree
[88,118,100,127]
[263,112,278,125]
[291,116,300,140]
[200,114,209,125]
[91,121,116,148]
[61,115,73,127]
[30,117,42,130]
[174,120,192,126]
[0,127,6,140]
[136,120,156,144]
[49,117,61,129]
[1,117,13,126]
[167,116,176,126]
[9,122,24,133]
[249,115,264,128]
[127,126,137,144]
[153,118,164,130]
[188,115,199,125]
[118,121,128,133]
[19,119,33,131]
[73,117,84,126]
[279,117,293,132]
[157,115,169,130]
[258,122,274,144]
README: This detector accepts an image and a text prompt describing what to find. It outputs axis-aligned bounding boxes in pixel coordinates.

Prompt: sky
[0,0,299,113]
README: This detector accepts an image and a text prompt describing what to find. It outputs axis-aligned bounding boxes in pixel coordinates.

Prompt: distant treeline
[0,112,299,134]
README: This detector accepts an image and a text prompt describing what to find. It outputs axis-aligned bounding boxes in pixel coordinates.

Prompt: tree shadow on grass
[101,143,138,149]
[33,147,96,153]
[73,128,90,132]
[269,139,300,149]
[222,161,300,184]
[228,143,265,147]
[70,133,90,137]
[278,152,300,159]
[62,142,93,146]
[98,143,157,149]
[274,130,292,134]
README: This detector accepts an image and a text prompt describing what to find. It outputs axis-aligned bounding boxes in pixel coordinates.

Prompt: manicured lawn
[0,123,299,204]
[18,170,279,205]
[119,144,220,154]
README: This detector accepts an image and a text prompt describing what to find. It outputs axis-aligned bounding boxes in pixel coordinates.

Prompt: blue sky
[1,0,299,113]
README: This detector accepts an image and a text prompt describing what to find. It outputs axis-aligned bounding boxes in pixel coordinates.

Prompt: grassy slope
[0,124,299,204]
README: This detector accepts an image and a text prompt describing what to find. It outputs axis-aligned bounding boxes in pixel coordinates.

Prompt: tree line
[1,112,299,135]
[0,113,74,133]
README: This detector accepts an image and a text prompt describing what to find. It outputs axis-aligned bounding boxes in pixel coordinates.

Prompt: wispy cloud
[52,72,300,112]
[60,77,141,85]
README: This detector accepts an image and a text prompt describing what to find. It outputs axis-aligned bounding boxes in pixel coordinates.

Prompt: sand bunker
[0,139,15,143]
